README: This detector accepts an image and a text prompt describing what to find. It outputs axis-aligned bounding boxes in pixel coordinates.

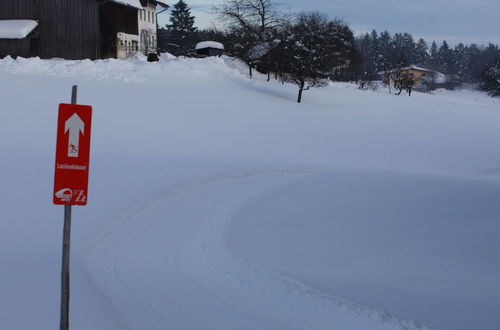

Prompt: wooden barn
[0,0,168,60]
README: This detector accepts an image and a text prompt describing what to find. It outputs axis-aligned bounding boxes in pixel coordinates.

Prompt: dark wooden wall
[99,2,138,58]
[0,39,32,58]
[0,0,101,59]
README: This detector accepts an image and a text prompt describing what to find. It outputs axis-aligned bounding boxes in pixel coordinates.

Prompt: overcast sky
[159,0,500,46]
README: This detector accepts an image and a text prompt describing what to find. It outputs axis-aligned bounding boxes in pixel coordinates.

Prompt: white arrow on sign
[65,113,84,158]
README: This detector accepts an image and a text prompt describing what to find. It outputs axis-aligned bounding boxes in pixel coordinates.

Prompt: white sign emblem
[65,113,85,157]
[55,188,73,202]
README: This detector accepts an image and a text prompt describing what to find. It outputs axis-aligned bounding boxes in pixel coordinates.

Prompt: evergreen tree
[438,41,454,73]
[358,33,372,79]
[429,41,439,70]
[479,43,500,71]
[378,30,394,70]
[391,33,415,66]
[369,30,383,77]
[352,35,366,81]
[454,43,470,82]
[467,44,482,81]
[414,38,429,66]
[402,33,416,64]
[167,0,197,56]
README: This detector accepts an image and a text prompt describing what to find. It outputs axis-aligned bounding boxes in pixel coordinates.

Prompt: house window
[152,14,155,24]
[148,11,150,23]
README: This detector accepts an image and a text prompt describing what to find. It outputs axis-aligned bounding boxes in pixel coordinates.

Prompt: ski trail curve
[84,170,431,330]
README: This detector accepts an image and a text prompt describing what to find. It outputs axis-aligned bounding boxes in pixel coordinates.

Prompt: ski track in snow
[85,170,430,330]
[6,55,497,329]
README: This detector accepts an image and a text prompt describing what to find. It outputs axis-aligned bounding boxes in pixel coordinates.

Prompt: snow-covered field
[1,55,499,330]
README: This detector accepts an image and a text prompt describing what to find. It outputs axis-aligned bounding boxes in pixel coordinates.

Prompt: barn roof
[0,20,38,39]
[139,0,170,9]
[109,0,143,9]
[378,65,443,76]
[154,0,170,8]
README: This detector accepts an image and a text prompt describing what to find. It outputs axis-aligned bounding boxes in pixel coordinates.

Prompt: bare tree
[212,0,282,77]
[392,71,415,96]
[277,13,355,103]
[213,0,280,41]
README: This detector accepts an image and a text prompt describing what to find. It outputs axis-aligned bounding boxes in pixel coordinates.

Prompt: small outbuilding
[0,20,39,57]
[195,41,224,57]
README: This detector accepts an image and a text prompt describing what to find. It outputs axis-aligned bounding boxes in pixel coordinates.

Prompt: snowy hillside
[1,55,499,330]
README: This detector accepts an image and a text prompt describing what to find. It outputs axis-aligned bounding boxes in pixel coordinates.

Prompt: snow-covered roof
[109,0,143,9]
[0,20,38,39]
[378,65,443,76]
[407,65,440,73]
[153,0,170,8]
[195,41,225,51]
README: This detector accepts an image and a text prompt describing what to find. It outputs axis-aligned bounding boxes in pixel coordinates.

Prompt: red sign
[53,104,92,205]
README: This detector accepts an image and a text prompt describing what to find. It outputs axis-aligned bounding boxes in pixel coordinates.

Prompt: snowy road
[85,171,428,330]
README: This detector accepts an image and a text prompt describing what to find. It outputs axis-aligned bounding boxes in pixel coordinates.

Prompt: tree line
[159,0,500,101]
[356,30,500,89]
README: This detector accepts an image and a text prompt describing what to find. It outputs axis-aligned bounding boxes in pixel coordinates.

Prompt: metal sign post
[59,85,77,330]
[60,203,71,330]
[54,86,93,330]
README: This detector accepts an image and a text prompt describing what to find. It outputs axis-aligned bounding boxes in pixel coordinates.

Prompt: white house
[115,0,169,59]
[138,0,169,56]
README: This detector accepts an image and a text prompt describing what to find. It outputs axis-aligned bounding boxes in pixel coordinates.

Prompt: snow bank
[0,55,241,84]
[0,20,38,39]
[159,52,176,60]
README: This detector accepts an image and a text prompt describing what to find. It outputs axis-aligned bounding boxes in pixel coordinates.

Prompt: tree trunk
[267,72,271,82]
[248,64,253,78]
[297,81,305,103]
